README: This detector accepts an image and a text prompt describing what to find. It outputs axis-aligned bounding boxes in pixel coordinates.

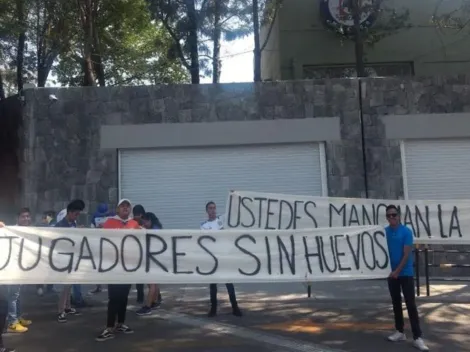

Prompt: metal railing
[415,247,470,297]
[305,246,470,298]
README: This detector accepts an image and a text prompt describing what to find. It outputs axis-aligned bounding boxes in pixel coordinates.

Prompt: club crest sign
[320,0,378,29]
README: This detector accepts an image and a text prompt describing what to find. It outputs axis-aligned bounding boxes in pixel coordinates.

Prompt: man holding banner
[0,221,16,352]
[201,201,242,318]
[55,200,85,323]
[385,205,429,351]
[5,208,32,334]
[96,198,140,342]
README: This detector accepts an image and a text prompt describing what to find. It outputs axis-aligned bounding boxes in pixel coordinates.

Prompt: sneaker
[96,328,115,342]
[7,323,28,333]
[89,286,102,294]
[0,347,16,352]
[115,324,134,334]
[413,338,429,351]
[388,331,406,342]
[37,287,44,296]
[150,301,161,310]
[57,313,67,323]
[208,306,217,317]
[136,306,152,316]
[232,306,242,317]
[65,308,81,316]
[18,317,32,326]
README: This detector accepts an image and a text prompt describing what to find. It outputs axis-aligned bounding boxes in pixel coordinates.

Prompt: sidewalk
[7,281,470,352]
[160,279,470,304]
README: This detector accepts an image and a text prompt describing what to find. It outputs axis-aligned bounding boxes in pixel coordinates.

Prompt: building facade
[261,0,470,80]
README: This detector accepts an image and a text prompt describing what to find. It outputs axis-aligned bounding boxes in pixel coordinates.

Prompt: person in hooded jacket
[91,203,115,228]
[0,221,16,352]
[133,204,146,304]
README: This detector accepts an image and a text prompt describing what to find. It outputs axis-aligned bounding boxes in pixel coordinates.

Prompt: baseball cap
[117,199,132,207]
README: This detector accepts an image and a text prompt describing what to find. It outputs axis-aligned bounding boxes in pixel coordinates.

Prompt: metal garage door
[402,139,470,200]
[119,143,326,229]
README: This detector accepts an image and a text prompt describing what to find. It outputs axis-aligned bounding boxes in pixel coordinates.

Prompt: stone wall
[20,76,470,277]
[360,76,470,277]
[361,76,470,199]
[21,80,367,220]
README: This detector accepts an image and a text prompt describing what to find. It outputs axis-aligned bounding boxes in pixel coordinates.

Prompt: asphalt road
[4,282,470,352]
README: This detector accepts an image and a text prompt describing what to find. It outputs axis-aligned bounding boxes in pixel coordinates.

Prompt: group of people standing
[0,200,429,351]
[0,198,242,350]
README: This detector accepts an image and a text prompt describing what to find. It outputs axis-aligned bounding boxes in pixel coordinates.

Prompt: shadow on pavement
[4,281,470,352]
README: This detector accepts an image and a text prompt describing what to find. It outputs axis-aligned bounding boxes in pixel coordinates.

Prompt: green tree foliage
[199,0,252,83]
[54,0,188,86]
[0,0,18,97]
[148,0,281,83]
[1,0,187,95]
[147,0,204,83]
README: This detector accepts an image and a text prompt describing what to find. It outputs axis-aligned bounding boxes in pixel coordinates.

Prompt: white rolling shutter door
[403,139,470,200]
[119,143,324,229]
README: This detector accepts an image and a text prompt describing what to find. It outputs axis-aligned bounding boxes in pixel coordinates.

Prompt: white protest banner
[0,225,389,284]
[225,191,470,244]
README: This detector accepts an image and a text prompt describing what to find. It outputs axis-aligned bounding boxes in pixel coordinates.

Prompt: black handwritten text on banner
[225,191,470,244]
[0,226,389,284]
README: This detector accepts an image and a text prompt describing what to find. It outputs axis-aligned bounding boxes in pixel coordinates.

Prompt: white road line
[157,309,347,352]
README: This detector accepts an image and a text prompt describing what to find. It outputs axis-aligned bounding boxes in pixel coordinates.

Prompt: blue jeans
[6,285,21,325]
[72,285,83,303]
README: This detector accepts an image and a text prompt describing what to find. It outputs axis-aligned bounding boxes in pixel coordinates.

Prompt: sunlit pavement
[5,281,470,352]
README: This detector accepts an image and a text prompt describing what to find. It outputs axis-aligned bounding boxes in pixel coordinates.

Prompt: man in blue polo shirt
[385,204,429,351]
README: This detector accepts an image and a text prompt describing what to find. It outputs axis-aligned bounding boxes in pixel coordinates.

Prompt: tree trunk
[252,0,261,82]
[16,0,26,92]
[92,36,106,86]
[36,0,59,87]
[185,0,200,84]
[78,0,96,86]
[92,1,105,86]
[0,71,5,100]
[212,0,222,84]
[37,68,48,88]
[352,0,365,77]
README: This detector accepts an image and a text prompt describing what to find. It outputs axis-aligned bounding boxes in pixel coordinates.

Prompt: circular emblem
[320,0,377,30]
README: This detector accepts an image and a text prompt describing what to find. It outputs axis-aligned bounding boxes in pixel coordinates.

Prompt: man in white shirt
[201,201,242,317]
